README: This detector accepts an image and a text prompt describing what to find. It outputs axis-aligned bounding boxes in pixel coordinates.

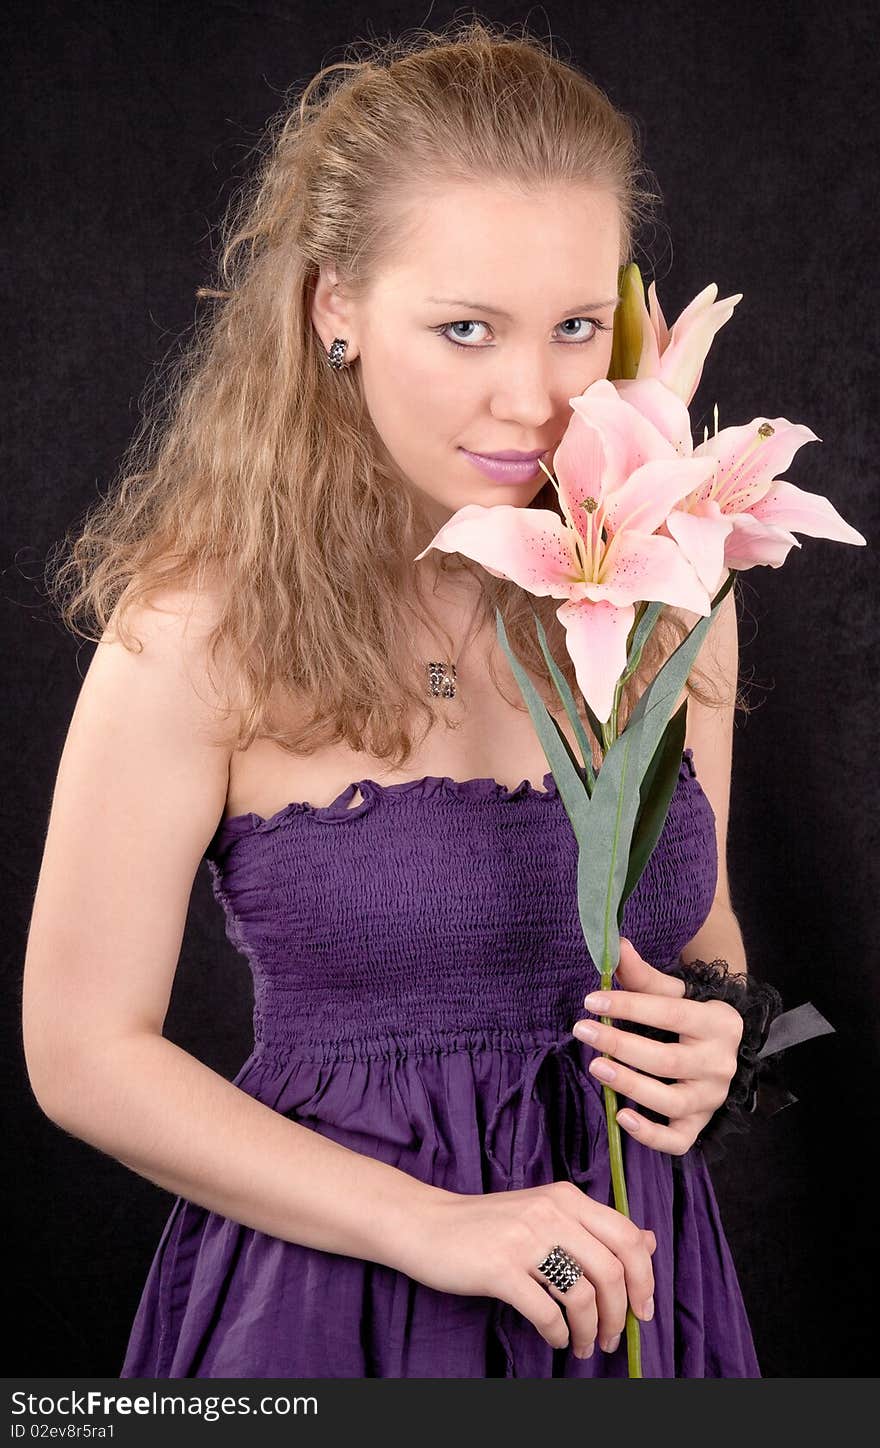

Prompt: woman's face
[339,181,622,532]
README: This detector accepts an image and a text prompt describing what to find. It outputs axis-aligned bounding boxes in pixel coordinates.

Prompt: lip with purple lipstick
[459,444,552,484]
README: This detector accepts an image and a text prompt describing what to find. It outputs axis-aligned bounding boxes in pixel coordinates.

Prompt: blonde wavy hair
[47,15,742,768]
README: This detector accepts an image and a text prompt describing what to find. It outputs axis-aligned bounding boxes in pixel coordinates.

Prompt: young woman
[22,20,761,1377]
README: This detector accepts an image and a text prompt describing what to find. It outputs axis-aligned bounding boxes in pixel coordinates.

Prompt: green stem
[600,675,625,753]
[599,986,643,1378]
[597,674,642,1376]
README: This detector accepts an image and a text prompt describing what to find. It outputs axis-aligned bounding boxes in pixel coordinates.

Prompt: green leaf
[622,600,664,683]
[494,574,737,987]
[578,572,736,976]
[578,723,644,978]
[531,608,596,793]
[621,571,735,779]
[617,701,688,924]
[494,608,592,843]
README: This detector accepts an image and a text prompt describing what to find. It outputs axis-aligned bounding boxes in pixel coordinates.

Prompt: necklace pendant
[426,661,456,698]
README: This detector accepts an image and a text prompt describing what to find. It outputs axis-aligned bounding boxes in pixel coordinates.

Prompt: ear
[311,264,360,361]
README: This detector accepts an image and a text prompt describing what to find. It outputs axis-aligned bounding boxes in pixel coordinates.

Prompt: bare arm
[21,585,448,1273]
[679,903,748,977]
[44,1030,442,1266]
[678,589,749,975]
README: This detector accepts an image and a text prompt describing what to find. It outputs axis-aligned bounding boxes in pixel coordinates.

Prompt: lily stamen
[711,422,776,507]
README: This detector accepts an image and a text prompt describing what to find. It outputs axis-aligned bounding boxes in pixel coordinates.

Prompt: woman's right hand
[396,1181,657,1358]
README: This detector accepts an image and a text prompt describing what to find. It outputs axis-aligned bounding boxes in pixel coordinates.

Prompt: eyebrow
[424,296,622,320]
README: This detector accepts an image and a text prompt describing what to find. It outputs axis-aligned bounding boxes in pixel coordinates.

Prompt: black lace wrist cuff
[613,955,835,1164]
[671,956,788,1161]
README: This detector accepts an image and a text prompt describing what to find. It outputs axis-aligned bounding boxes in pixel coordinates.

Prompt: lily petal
[413,503,582,597]
[647,280,670,353]
[722,512,802,570]
[555,596,635,725]
[603,455,718,540]
[664,501,735,595]
[695,417,821,513]
[649,284,744,404]
[549,410,607,550]
[611,376,696,455]
[565,379,678,496]
[597,530,711,614]
[750,479,867,546]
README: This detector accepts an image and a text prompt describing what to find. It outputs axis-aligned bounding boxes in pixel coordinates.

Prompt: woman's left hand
[572,938,745,1156]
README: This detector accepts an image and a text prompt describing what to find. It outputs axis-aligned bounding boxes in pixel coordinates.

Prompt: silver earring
[326,337,349,370]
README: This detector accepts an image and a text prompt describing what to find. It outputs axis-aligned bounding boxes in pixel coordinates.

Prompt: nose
[487,349,599,432]
[486,345,558,429]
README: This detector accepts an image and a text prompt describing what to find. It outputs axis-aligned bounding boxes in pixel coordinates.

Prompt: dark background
[3,0,877,1378]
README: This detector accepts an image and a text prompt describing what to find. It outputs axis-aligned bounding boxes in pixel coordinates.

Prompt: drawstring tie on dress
[484,1035,606,1192]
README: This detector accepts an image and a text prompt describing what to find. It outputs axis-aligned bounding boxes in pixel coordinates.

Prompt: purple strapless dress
[119,747,760,1378]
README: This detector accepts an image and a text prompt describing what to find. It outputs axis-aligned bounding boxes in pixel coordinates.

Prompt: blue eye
[431,317,612,350]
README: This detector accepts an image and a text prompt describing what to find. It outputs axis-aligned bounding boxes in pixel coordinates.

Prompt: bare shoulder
[676,587,737,670]
[98,571,244,749]
[664,590,737,718]
[74,569,246,845]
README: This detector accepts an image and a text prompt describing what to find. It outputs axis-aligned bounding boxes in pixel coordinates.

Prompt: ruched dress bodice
[119,748,760,1379]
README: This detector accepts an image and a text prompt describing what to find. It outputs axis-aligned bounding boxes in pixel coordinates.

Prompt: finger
[615,1106,708,1157]
[573,1015,706,1080]
[583,986,721,1040]
[530,1258,600,1358]
[504,1275,571,1350]
[543,1231,630,1353]
[614,940,687,998]
[587,1054,713,1117]
[576,1197,656,1321]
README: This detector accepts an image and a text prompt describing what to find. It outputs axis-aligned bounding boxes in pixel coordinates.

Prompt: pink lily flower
[605,375,866,589]
[631,275,744,405]
[415,389,716,724]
